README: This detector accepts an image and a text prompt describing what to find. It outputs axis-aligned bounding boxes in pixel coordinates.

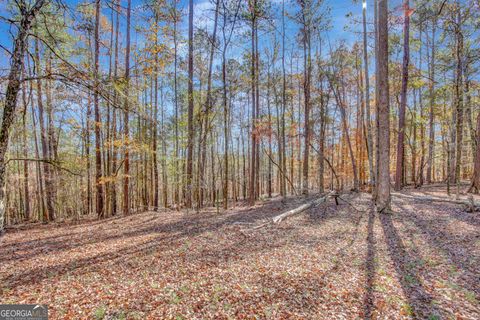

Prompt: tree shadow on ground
[0,196,306,263]
[1,196,327,289]
[0,214,161,251]
[397,192,480,228]
[305,192,362,222]
[448,208,480,228]
[362,208,376,319]
[235,202,365,316]
[395,201,479,296]
[1,193,364,297]
[380,212,442,319]
[253,273,329,316]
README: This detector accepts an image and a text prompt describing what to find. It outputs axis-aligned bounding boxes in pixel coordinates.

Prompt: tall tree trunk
[35,38,55,222]
[376,0,391,212]
[394,0,410,191]
[222,52,229,209]
[110,0,120,215]
[266,63,272,198]
[94,0,104,217]
[331,86,359,192]
[318,73,327,193]
[302,22,311,196]
[86,95,92,215]
[173,3,179,206]
[280,0,287,197]
[362,0,375,189]
[411,88,418,185]
[21,77,30,221]
[426,22,436,183]
[464,77,475,163]
[32,100,46,219]
[153,13,160,210]
[160,81,168,207]
[45,56,58,179]
[454,5,464,197]
[355,49,365,187]
[200,0,219,209]
[417,26,425,186]
[248,1,257,206]
[123,0,132,215]
[254,24,260,200]
[186,0,194,209]
[373,0,380,199]
[104,1,115,217]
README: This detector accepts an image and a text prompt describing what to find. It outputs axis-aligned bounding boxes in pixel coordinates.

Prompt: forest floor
[1,186,479,319]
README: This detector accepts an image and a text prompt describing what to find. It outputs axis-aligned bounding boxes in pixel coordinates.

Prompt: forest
[0,0,479,319]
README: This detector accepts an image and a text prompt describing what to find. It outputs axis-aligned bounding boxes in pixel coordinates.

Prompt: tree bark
[172,3,180,206]
[362,0,375,190]
[153,12,160,210]
[110,0,120,215]
[123,0,132,215]
[94,0,104,217]
[280,0,287,197]
[417,26,425,186]
[376,0,391,212]
[470,114,480,193]
[21,74,30,220]
[186,0,194,209]
[200,0,220,208]
[222,53,229,208]
[266,64,273,198]
[454,4,464,197]
[426,22,436,183]
[394,0,410,191]
[248,0,257,206]
[35,38,55,222]
[301,3,312,195]
[411,88,418,185]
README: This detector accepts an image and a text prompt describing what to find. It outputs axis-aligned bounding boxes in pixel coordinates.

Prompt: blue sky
[0,0,404,73]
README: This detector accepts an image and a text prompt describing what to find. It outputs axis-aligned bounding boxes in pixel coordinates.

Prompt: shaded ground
[1,187,479,319]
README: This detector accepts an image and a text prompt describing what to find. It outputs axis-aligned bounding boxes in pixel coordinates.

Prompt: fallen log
[392,192,479,212]
[272,192,333,224]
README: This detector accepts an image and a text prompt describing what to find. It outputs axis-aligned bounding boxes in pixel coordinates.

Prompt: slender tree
[248,0,258,206]
[110,0,120,215]
[426,16,436,184]
[280,0,287,197]
[362,0,375,190]
[299,0,313,195]
[453,1,464,197]
[35,38,55,221]
[123,0,132,215]
[185,0,194,209]
[394,0,411,190]
[94,0,104,217]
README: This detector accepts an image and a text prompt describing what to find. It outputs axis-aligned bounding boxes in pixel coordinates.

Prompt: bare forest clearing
[1,0,479,318]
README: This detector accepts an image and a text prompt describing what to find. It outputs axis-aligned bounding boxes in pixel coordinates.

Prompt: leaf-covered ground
[1,186,479,319]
